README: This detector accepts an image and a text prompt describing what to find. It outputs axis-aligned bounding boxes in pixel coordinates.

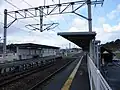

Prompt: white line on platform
[61,56,83,90]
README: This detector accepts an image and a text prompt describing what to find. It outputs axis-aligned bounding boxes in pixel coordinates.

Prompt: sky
[0,0,120,48]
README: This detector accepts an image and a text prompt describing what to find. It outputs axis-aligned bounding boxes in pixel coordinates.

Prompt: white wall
[4,47,59,61]
[17,47,42,60]
[16,47,50,60]
[0,46,59,62]
[42,48,58,57]
[0,53,18,62]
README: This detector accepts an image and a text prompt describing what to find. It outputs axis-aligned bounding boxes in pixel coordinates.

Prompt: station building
[0,43,59,62]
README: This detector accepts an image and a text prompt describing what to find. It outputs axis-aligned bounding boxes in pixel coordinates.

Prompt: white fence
[87,56,112,90]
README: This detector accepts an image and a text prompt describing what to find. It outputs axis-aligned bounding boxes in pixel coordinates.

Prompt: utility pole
[3,9,7,61]
[87,0,92,32]
[87,0,93,58]
[40,7,43,32]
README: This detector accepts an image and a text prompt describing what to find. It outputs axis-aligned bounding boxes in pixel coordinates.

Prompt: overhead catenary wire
[0,21,51,43]
[5,0,67,32]
[0,11,31,32]
[3,0,40,35]
[0,9,34,39]
[51,0,74,31]
[20,0,79,43]
[4,0,39,22]
[3,0,69,45]
[4,0,19,9]
[3,0,60,41]
[21,0,33,7]
[21,0,62,32]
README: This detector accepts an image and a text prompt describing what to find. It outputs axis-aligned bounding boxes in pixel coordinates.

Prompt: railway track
[0,62,55,87]
[28,59,73,90]
[0,56,75,90]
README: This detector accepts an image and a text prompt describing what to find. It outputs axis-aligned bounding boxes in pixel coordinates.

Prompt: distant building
[59,48,82,56]
[101,47,115,65]
[0,43,59,62]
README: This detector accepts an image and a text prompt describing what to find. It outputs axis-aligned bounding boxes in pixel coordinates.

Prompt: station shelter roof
[58,32,96,51]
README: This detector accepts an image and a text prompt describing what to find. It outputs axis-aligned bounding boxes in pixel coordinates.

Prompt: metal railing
[87,55,112,90]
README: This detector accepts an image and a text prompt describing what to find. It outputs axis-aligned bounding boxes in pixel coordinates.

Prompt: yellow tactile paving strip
[61,56,83,90]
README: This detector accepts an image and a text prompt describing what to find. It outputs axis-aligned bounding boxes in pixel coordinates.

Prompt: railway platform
[40,54,90,90]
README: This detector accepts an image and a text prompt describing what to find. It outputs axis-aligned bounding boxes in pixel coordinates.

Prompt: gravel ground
[0,57,74,90]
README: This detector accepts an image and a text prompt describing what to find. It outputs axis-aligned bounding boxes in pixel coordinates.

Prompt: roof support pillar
[96,44,99,69]
[89,40,93,58]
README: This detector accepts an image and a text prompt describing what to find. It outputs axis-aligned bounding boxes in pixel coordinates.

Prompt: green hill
[102,39,120,52]
[102,39,120,59]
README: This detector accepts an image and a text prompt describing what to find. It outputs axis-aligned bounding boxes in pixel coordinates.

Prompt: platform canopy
[58,32,96,51]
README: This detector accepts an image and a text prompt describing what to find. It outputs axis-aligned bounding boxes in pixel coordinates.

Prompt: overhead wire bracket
[7,0,104,20]
[7,18,17,28]
[25,23,59,32]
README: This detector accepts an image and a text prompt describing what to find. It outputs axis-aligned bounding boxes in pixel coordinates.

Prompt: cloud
[103,23,120,32]
[66,17,120,44]
[107,4,120,20]
[98,17,106,24]
[107,10,117,20]
[68,18,88,32]
[0,0,3,6]
[6,30,74,48]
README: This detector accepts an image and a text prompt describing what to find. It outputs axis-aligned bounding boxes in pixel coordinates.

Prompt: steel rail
[28,59,75,90]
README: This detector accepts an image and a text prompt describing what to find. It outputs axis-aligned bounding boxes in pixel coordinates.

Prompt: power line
[4,0,62,33]
[4,0,61,42]
[4,0,19,9]
[4,0,42,36]
[0,13,35,40]
[0,10,32,32]
[21,0,33,7]
[5,0,39,22]
[51,0,70,30]
[0,21,30,32]
[0,21,56,44]
[21,0,62,31]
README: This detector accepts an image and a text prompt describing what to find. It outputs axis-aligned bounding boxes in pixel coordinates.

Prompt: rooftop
[7,43,60,49]
[58,32,96,51]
